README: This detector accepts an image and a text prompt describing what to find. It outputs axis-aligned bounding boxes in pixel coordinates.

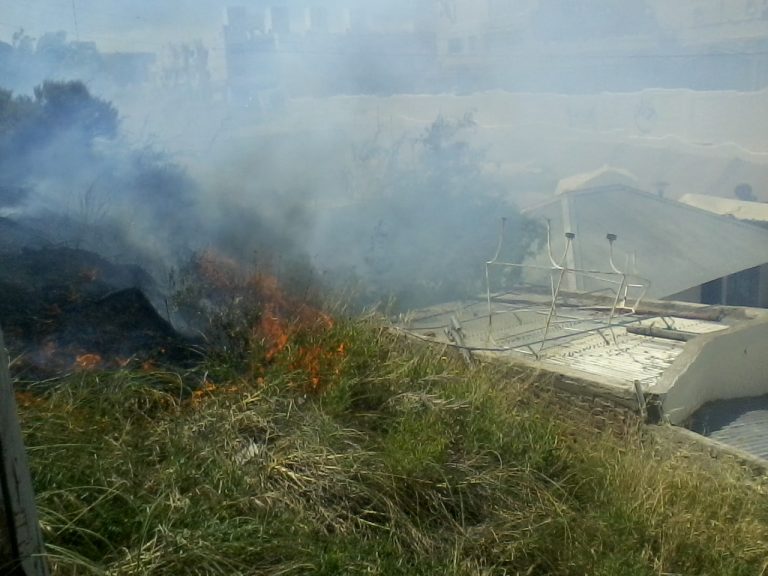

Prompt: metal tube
[607,233,622,274]
[538,232,574,356]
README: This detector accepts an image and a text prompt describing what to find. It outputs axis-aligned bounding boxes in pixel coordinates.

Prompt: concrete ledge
[656,424,768,473]
[652,315,768,425]
[479,351,641,409]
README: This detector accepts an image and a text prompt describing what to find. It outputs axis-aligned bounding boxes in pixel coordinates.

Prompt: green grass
[16,317,768,575]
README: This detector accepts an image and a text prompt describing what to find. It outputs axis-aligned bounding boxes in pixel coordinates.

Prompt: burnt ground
[0,220,199,379]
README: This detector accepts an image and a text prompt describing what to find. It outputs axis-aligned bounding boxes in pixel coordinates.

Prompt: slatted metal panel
[399,298,700,392]
[545,334,684,388]
[689,396,768,461]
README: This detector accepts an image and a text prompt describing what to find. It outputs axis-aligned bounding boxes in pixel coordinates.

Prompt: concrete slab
[396,291,729,398]
[396,289,768,454]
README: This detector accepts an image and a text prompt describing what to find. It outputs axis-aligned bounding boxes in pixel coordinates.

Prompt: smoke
[0,81,202,275]
[1,1,767,311]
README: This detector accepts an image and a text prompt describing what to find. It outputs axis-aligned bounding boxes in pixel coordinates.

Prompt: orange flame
[260,306,291,361]
[288,335,348,392]
[191,379,217,403]
[187,250,347,391]
[74,353,102,371]
[190,378,241,407]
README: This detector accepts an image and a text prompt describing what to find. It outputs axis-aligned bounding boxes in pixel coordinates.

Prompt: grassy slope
[16,318,768,575]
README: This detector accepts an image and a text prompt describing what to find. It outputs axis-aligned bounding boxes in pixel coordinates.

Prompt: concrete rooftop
[395,289,768,461]
[397,290,728,397]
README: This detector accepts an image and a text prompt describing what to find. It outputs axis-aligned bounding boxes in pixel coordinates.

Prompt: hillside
[16,315,768,575]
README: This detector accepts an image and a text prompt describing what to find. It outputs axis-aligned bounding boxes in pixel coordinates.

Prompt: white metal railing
[484,218,651,356]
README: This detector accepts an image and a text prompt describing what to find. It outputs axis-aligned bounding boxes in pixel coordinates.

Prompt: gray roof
[523,185,768,299]
[690,395,768,461]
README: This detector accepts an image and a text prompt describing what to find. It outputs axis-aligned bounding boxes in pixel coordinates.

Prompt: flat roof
[396,289,768,463]
[395,289,732,398]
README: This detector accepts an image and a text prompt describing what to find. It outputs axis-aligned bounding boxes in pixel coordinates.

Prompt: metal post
[606,233,626,332]
[0,328,49,575]
[634,380,648,419]
[538,232,575,357]
[486,217,507,329]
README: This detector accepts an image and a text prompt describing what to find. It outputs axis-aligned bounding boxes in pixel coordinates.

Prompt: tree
[0,87,36,206]
[0,80,117,164]
[0,81,118,207]
[32,80,118,143]
[336,113,543,308]
[734,183,757,202]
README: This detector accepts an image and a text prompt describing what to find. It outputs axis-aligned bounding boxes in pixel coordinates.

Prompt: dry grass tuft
[16,317,768,575]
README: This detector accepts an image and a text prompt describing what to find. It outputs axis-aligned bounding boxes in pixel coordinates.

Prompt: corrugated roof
[522,185,768,299]
[689,396,768,461]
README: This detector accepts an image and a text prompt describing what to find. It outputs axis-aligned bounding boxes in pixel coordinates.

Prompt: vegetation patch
[16,316,768,575]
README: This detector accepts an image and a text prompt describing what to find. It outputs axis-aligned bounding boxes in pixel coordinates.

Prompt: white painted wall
[654,315,768,424]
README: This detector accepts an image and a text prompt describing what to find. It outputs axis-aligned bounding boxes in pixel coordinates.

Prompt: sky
[0,0,430,49]
[1,0,767,305]
[0,1,226,51]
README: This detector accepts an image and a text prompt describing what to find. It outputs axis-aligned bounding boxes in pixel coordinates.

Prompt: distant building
[102,51,156,86]
[220,1,768,97]
[434,0,768,92]
[523,181,768,308]
[223,2,437,102]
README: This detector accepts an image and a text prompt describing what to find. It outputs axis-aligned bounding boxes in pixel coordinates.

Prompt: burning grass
[15,313,768,576]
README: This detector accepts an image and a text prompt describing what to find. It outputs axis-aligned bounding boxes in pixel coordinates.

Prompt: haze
[1,0,767,306]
